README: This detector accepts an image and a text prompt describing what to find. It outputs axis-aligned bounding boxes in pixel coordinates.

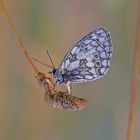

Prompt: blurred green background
[0,0,140,140]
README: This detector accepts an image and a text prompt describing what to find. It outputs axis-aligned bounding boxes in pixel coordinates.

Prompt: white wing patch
[59,27,113,83]
[67,60,80,71]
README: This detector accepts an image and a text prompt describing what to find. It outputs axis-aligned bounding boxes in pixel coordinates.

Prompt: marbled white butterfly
[33,27,113,93]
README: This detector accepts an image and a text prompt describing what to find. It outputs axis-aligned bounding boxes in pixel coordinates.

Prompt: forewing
[59,27,113,83]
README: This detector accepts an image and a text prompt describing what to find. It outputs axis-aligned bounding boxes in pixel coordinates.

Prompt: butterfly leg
[66,81,72,94]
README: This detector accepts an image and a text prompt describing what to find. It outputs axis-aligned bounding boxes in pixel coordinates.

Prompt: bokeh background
[0,0,140,140]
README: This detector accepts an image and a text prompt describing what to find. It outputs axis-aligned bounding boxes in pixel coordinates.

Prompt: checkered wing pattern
[59,27,113,83]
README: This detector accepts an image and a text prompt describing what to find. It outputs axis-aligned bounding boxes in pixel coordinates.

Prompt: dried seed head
[36,72,88,111]
[44,91,88,111]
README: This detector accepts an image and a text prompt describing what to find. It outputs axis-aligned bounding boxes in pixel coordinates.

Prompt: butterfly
[33,27,113,93]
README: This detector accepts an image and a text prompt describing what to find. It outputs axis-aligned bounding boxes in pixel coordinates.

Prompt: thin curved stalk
[126,3,140,140]
[0,0,38,74]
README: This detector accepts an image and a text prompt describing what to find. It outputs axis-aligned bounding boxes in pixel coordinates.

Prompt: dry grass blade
[0,0,38,74]
[36,72,88,111]
[126,2,140,140]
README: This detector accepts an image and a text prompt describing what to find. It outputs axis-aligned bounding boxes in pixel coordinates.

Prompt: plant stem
[126,4,140,140]
[0,0,38,74]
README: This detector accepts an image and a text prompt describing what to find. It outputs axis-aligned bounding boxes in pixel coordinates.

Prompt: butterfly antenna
[32,57,53,69]
[46,50,55,68]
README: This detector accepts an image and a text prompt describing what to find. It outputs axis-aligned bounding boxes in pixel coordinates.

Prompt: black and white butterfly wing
[59,27,113,83]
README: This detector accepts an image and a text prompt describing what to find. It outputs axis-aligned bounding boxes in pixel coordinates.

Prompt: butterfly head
[49,68,64,84]
[32,50,64,84]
